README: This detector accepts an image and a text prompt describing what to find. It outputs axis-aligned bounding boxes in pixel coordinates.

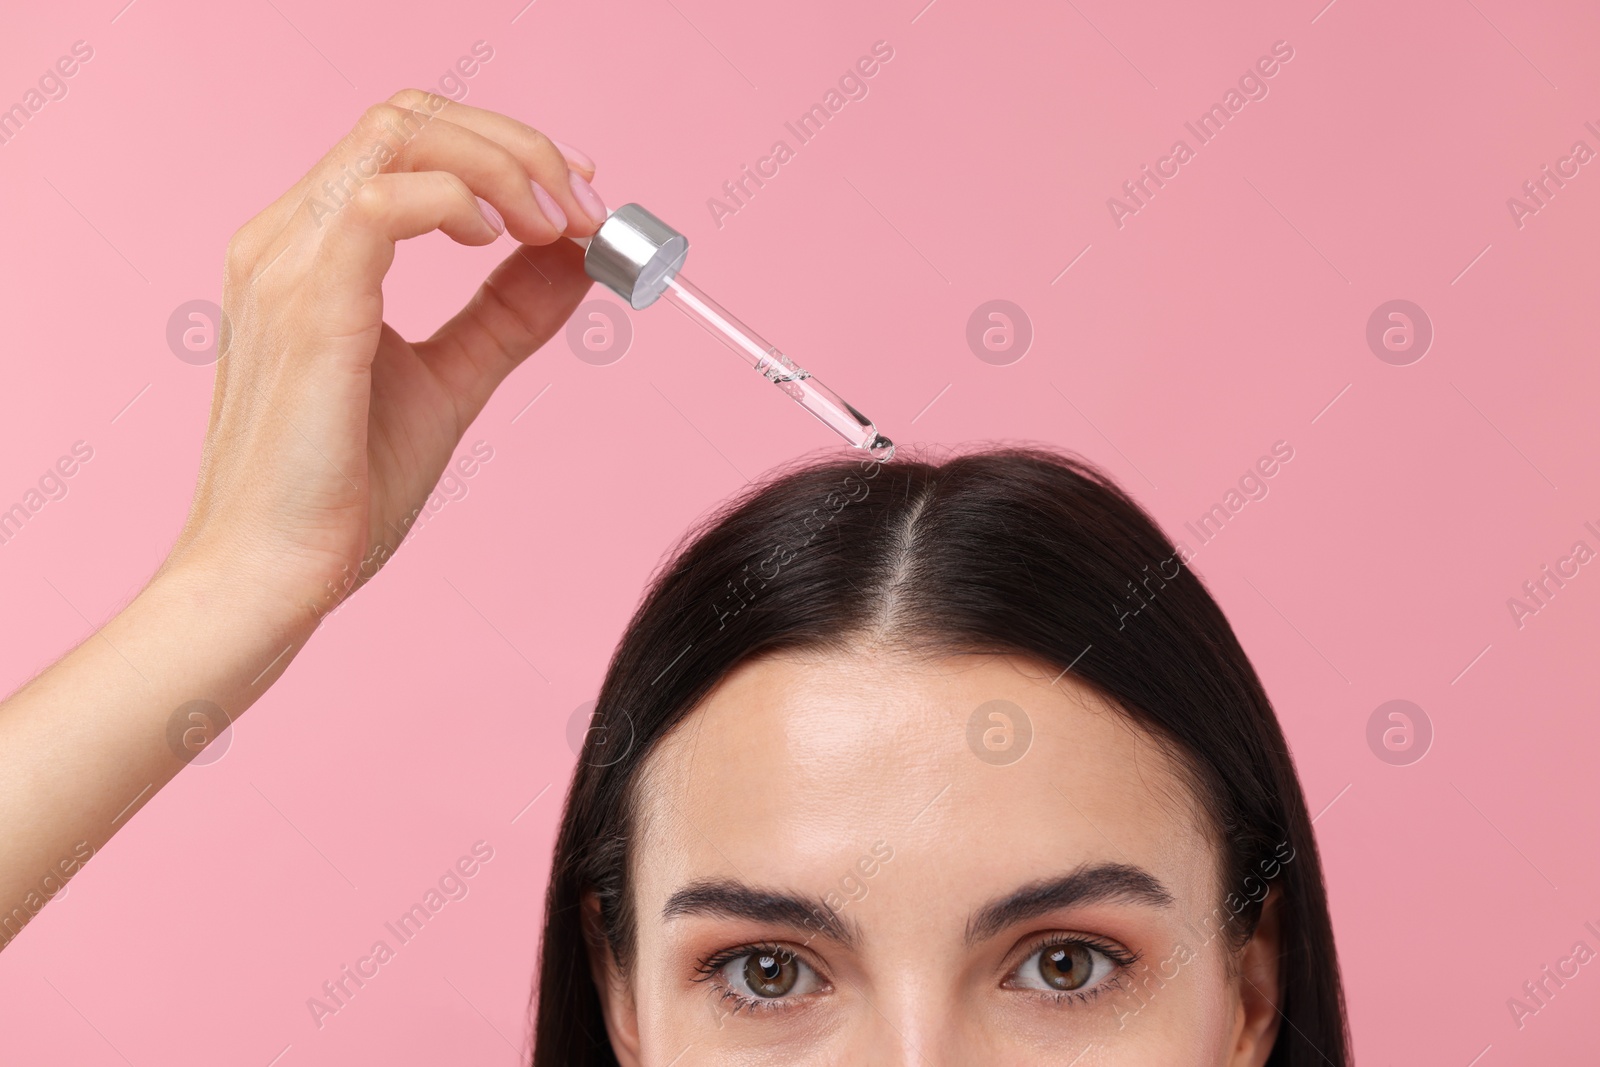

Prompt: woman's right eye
[1005,937,1128,997]
[718,946,824,1001]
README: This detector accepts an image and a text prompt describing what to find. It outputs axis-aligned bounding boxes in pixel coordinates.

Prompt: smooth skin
[0,91,599,947]
[592,647,1284,1066]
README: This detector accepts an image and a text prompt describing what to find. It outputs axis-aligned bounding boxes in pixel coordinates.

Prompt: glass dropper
[659,273,894,459]
[569,205,894,462]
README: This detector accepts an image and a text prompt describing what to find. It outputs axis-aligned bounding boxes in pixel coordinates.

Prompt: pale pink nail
[475,196,504,234]
[567,169,607,225]
[530,181,567,231]
[551,139,595,172]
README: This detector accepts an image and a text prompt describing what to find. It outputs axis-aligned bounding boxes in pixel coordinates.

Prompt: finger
[224,95,467,272]
[385,89,596,181]
[381,113,568,245]
[314,171,504,288]
[399,95,607,237]
[228,94,603,277]
[414,238,594,426]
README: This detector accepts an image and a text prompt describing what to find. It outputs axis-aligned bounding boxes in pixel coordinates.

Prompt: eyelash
[690,935,1143,1016]
[1007,934,1143,1007]
[691,942,825,1016]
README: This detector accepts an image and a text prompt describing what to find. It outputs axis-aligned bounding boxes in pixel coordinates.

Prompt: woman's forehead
[631,649,1221,916]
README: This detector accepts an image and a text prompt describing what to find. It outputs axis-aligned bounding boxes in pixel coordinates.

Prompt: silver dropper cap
[581,203,689,310]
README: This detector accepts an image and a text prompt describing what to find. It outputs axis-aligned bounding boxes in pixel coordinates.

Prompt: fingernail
[475,196,504,234]
[551,139,595,172]
[567,169,607,226]
[530,181,568,231]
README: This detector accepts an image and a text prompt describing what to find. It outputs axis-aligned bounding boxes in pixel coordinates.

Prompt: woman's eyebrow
[662,879,862,948]
[964,863,1175,946]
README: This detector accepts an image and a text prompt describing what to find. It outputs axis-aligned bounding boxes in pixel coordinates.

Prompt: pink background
[2,0,1597,1061]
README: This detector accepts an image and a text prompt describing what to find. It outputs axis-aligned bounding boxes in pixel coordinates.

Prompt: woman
[537,446,1347,1065]
[0,95,1348,1065]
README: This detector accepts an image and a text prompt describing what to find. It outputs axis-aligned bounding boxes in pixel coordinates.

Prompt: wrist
[140,550,324,698]
[157,530,343,627]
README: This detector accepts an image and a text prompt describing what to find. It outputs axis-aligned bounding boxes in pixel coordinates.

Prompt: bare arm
[0,89,604,949]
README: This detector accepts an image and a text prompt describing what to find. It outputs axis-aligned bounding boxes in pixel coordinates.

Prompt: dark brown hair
[532,443,1349,1065]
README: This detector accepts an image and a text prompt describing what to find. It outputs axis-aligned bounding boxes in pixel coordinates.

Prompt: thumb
[416,237,594,425]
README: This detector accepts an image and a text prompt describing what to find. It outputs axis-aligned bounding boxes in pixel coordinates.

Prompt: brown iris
[743,950,800,997]
[1038,943,1093,991]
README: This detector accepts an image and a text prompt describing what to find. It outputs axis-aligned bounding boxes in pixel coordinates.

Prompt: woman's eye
[1008,940,1120,993]
[721,947,822,1000]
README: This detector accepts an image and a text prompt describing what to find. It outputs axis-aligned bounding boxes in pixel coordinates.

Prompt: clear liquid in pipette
[663,274,894,461]
[754,348,894,461]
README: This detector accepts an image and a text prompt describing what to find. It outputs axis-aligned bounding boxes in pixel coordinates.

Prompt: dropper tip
[865,433,896,463]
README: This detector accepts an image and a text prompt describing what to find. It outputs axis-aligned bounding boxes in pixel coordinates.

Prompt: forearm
[0,93,597,953]
[0,561,315,949]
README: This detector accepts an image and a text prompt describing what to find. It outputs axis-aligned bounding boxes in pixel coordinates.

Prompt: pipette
[569,205,894,462]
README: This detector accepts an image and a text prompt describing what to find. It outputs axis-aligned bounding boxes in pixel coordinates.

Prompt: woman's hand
[0,92,603,952]
[164,89,603,631]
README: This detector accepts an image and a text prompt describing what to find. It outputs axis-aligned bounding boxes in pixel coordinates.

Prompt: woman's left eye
[1006,939,1123,994]
[719,947,824,1001]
